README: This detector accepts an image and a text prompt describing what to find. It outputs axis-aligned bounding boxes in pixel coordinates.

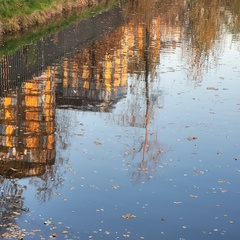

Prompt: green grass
[0,0,56,18]
[0,0,119,57]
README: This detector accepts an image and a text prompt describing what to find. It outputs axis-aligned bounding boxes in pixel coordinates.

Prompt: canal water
[0,0,240,239]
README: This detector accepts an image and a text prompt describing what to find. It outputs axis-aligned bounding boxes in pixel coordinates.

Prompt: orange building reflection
[0,5,164,179]
[0,66,56,178]
[55,15,162,113]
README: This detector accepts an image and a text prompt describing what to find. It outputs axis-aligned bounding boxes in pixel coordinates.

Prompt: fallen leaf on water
[53,192,61,196]
[121,214,136,219]
[190,195,198,198]
[221,189,228,193]
[74,133,84,136]
[186,137,198,141]
[44,220,51,225]
[174,201,183,204]
[125,151,133,155]
[206,87,219,91]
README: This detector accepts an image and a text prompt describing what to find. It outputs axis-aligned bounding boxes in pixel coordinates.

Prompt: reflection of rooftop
[56,88,125,112]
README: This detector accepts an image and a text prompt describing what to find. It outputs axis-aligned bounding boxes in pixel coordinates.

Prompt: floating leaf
[74,133,84,136]
[174,201,183,204]
[125,151,133,155]
[53,192,61,196]
[190,195,198,198]
[186,137,198,141]
[44,220,51,225]
[206,87,219,91]
[121,214,136,219]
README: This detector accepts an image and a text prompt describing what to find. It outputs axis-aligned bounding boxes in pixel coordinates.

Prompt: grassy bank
[0,0,109,34]
[0,0,119,57]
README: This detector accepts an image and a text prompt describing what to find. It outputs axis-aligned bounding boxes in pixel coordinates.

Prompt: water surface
[0,0,240,239]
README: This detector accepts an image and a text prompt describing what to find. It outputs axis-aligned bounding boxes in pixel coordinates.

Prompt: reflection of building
[1,5,163,176]
[55,16,162,114]
[0,67,55,178]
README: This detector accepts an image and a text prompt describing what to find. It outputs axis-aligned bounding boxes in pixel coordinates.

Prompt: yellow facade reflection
[0,66,56,178]
[56,14,162,111]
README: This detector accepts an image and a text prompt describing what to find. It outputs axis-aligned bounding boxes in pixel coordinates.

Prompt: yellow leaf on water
[121,214,136,219]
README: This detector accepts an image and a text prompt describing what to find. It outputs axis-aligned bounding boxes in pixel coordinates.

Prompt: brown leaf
[186,137,198,141]
[121,214,136,219]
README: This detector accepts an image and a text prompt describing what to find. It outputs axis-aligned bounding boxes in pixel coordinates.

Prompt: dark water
[0,0,240,239]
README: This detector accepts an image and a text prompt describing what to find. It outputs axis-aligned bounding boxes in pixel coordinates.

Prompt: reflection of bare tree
[129,24,163,183]
[0,177,26,234]
[183,0,240,80]
[28,164,64,203]
[26,108,72,203]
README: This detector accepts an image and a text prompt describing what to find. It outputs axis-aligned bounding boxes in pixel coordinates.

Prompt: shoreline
[0,0,110,36]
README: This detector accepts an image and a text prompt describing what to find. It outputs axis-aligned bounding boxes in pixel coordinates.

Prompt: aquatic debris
[190,195,198,198]
[94,141,102,145]
[174,201,183,204]
[221,189,228,193]
[206,87,219,91]
[74,133,84,136]
[121,214,137,219]
[51,233,58,238]
[125,151,133,155]
[53,192,61,196]
[112,185,120,189]
[186,137,198,141]
[44,220,52,225]
[123,233,131,237]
